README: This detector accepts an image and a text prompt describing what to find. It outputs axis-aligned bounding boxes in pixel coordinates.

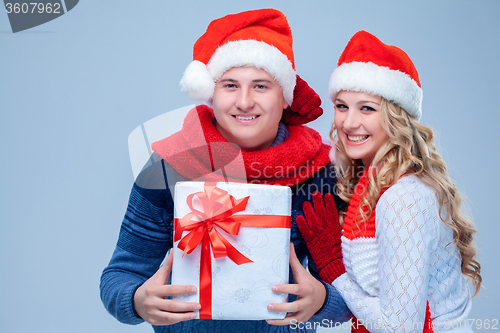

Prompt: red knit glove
[296,191,345,284]
[281,75,323,125]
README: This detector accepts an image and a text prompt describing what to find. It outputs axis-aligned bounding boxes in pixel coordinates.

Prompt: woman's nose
[343,110,361,130]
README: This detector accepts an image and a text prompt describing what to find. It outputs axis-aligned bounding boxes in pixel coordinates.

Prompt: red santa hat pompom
[329,30,423,120]
[179,8,296,106]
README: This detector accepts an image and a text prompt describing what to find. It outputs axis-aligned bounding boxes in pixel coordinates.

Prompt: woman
[297,30,481,332]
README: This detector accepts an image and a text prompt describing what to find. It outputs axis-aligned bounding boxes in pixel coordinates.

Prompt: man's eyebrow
[218,78,274,84]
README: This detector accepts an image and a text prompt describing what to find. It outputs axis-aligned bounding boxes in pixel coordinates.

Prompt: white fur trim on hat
[180,40,296,105]
[180,60,215,101]
[328,62,423,120]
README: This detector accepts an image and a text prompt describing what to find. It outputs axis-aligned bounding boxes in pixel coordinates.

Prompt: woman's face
[334,90,388,166]
[212,66,287,152]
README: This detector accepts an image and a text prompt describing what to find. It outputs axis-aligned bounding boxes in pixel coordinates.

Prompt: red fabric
[338,30,421,87]
[281,75,323,125]
[423,301,435,333]
[342,168,387,240]
[193,9,294,69]
[296,192,345,284]
[151,105,331,187]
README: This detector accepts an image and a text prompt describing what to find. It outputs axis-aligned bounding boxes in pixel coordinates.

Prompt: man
[100,8,350,332]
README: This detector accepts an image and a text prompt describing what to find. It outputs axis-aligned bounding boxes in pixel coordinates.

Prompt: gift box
[172,181,291,320]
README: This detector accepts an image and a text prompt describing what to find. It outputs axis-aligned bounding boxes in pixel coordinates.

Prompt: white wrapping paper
[172,181,291,320]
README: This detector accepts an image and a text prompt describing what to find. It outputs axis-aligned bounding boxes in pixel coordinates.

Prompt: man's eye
[335,104,348,109]
[224,84,236,88]
[255,84,266,90]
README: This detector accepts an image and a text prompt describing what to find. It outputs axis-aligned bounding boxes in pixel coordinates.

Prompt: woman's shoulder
[375,175,443,249]
[376,175,440,229]
[379,175,436,205]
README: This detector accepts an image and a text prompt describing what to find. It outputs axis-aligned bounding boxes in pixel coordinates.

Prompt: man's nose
[235,88,255,111]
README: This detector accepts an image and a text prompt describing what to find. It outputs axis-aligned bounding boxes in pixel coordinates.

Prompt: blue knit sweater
[100,125,351,333]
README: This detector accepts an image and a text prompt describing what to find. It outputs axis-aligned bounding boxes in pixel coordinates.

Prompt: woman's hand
[296,191,345,284]
[133,252,201,326]
[281,75,323,125]
[266,243,326,325]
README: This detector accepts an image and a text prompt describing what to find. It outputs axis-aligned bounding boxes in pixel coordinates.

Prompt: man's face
[212,66,287,152]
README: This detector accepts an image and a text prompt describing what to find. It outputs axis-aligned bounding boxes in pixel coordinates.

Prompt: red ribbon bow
[174,182,253,265]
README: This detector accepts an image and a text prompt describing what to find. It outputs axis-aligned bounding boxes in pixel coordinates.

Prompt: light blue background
[1,1,499,332]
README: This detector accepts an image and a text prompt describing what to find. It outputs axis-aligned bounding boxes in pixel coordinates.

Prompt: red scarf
[151,105,331,187]
[344,169,434,333]
[342,168,386,240]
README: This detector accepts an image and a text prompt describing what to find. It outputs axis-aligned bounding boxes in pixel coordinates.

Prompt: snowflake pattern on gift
[253,207,272,215]
[243,228,269,249]
[276,291,288,303]
[234,288,251,303]
[212,311,224,320]
[272,243,290,279]
[212,266,221,277]
[235,244,252,257]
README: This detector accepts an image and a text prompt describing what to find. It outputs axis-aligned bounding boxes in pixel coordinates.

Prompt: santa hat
[179,8,296,106]
[329,30,423,120]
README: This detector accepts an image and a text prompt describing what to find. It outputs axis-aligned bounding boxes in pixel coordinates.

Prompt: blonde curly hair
[330,97,482,296]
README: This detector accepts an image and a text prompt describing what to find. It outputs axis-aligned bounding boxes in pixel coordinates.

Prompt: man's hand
[266,243,326,325]
[133,252,201,326]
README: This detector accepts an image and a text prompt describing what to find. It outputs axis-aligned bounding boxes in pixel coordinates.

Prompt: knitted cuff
[121,283,145,325]
[314,279,330,316]
[319,259,346,285]
[309,279,353,325]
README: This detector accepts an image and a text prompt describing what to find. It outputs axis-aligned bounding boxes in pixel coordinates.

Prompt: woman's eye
[361,106,376,112]
[335,104,348,109]
[255,84,266,90]
[224,84,237,88]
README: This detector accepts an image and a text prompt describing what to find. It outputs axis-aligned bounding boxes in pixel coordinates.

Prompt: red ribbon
[174,182,291,319]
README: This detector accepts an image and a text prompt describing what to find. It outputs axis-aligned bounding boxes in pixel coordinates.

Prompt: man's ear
[282,99,288,110]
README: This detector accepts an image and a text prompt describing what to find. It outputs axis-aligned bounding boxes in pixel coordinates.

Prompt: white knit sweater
[332,176,473,333]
